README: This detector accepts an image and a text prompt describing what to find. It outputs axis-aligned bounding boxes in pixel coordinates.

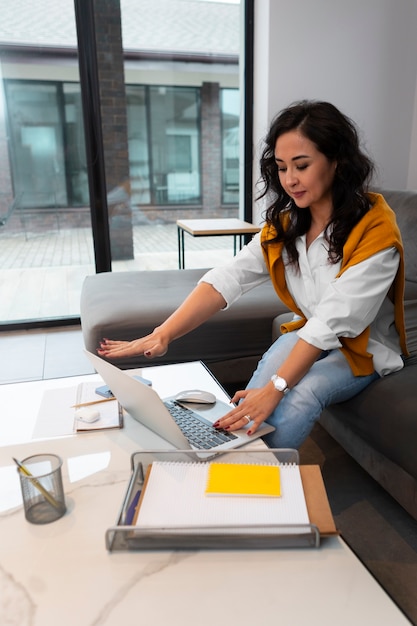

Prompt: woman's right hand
[98,328,169,360]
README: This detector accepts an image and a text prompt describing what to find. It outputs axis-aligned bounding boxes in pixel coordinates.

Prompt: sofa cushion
[320,363,417,480]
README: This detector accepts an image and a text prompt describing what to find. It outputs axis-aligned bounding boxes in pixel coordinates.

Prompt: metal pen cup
[17,453,66,524]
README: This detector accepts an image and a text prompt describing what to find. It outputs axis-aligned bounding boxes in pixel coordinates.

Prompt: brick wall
[94,0,133,260]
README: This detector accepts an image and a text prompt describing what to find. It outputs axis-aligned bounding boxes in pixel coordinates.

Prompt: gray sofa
[80,267,287,387]
[318,189,417,521]
[80,188,417,520]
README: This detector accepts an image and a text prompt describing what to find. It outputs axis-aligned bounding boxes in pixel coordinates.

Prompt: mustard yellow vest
[261,192,408,375]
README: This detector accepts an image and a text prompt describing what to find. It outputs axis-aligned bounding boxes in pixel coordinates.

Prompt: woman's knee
[262,386,323,449]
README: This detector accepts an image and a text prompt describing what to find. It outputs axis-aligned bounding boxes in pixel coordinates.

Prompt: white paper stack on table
[133,461,313,533]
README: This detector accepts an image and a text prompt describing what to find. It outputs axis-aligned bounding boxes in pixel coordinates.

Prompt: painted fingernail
[145,351,151,356]
[247,430,252,436]
[213,421,220,428]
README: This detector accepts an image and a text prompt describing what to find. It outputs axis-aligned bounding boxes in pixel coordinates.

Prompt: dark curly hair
[258,100,375,266]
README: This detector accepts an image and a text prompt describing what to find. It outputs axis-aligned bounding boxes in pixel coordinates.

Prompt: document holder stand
[105,449,336,551]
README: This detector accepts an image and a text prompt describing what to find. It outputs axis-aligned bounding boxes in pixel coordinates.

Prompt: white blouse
[200,231,404,376]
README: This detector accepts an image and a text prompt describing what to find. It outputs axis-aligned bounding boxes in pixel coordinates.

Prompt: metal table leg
[177,225,185,269]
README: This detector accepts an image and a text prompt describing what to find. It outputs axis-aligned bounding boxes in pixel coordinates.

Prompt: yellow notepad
[205,463,281,497]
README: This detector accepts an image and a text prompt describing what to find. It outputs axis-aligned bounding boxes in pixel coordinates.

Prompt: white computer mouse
[75,407,101,423]
[174,389,216,404]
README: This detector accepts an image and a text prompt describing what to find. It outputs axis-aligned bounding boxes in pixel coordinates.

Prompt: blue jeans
[246,331,379,449]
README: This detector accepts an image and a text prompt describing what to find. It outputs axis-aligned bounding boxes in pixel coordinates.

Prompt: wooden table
[176,218,260,268]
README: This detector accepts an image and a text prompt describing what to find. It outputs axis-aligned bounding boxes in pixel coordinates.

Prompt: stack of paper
[133,461,310,529]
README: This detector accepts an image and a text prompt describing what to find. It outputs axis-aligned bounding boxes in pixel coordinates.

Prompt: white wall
[252,0,417,222]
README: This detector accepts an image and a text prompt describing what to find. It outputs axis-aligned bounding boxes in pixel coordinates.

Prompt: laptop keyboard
[164,400,238,449]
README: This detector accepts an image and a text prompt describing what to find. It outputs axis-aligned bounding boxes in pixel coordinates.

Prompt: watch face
[272,375,288,393]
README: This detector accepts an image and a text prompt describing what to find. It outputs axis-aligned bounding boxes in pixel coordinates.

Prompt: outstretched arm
[98,281,226,360]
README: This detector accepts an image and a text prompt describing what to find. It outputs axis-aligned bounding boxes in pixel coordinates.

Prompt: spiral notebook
[133,461,310,530]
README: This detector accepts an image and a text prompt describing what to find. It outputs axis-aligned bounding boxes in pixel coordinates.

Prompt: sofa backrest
[380,189,417,360]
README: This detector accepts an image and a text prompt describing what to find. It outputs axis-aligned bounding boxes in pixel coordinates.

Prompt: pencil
[71,397,117,409]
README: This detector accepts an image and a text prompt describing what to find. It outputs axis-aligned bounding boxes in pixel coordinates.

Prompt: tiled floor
[0,325,95,384]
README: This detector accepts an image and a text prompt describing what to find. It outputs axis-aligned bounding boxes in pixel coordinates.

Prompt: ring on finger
[243,414,251,424]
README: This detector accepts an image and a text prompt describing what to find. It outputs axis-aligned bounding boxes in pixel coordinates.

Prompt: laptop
[85,351,274,457]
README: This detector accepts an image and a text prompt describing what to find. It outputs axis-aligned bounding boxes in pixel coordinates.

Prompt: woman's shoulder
[344,191,402,258]
[364,192,399,229]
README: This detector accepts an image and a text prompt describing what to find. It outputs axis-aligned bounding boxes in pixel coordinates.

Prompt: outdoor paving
[0,223,236,321]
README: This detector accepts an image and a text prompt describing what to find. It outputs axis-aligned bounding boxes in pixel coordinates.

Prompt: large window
[221,88,240,204]
[149,86,200,205]
[0,0,244,325]
[63,83,89,206]
[5,80,88,209]
[127,85,201,206]
[5,82,68,209]
[5,81,238,211]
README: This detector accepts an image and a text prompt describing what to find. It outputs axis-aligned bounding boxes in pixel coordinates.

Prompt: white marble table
[0,362,411,625]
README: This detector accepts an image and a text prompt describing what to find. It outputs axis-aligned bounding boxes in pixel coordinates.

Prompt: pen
[13,457,61,510]
[71,397,117,409]
[124,489,142,525]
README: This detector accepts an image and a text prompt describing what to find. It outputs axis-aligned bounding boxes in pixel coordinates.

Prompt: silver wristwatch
[271,374,290,395]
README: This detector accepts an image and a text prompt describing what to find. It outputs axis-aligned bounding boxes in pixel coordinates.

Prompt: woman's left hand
[213,383,280,435]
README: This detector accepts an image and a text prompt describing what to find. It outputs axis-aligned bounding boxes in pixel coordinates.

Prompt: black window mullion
[243,0,254,230]
[73,0,111,273]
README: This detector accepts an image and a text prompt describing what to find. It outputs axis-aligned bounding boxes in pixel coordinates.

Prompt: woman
[99,100,408,449]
